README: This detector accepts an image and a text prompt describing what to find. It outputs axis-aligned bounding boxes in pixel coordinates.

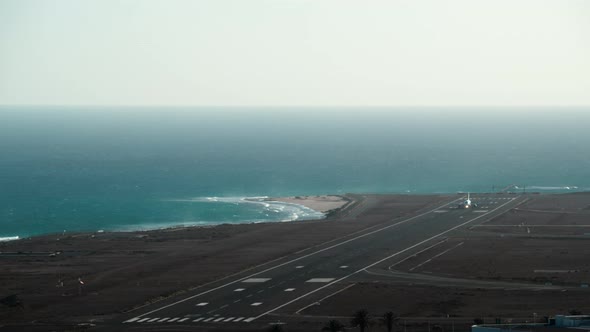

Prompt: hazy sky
[1,0,589,106]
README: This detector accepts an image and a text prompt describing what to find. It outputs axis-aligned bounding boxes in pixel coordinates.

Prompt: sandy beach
[270,195,351,213]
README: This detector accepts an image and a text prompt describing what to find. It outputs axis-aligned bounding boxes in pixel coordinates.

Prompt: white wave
[167,196,324,219]
[0,236,19,242]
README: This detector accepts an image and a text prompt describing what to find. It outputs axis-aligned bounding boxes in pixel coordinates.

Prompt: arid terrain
[1,193,590,332]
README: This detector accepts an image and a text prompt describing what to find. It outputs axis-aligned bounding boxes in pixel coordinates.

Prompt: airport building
[472,315,590,332]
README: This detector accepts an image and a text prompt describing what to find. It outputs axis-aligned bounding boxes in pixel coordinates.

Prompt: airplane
[458,192,477,209]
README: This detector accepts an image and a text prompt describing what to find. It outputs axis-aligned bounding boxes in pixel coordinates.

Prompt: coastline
[1,195,354,241]
[268,195,352,214]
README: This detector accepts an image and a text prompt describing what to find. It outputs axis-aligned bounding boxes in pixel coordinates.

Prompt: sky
[1,0,589,107]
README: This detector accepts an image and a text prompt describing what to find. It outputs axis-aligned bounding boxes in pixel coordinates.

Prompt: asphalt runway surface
[117,194,522,330]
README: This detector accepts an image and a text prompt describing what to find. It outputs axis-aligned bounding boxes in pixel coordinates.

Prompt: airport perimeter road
[116,194,522,329]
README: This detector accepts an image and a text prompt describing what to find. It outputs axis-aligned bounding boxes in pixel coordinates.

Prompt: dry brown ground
[0,194,447,329]
[296,193,590,332]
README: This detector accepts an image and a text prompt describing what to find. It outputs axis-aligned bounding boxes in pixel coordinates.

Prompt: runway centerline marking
[196,302,208,306]
[251,302,263,306]
[234,288,245,292]
[284,288,296,292]
[340,265,348,269]
[251,196,519,322]
[296,265,305,269]
[130,197,470,319]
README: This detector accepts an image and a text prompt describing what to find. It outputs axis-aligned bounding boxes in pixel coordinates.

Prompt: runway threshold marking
[193,317,204,322]
[178,318,189,322]
[251,196,519,322]
[128,197,470,320]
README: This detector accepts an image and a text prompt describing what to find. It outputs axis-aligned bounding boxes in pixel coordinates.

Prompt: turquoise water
[1,107,589,238]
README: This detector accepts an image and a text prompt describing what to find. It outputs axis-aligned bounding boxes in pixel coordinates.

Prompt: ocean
[1,107,589,239]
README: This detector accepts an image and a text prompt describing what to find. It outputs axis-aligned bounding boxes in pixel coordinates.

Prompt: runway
[117,194,521,329]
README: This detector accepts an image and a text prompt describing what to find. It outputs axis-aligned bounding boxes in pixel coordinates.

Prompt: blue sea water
[1,107,589,239]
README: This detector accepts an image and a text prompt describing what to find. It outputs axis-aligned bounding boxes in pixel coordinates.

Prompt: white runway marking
[473,210,489,213]
[306,278,336,283]
[196,302,208,306]
[434,210,449,213]
[284,288,296,292]
[296,265,304,269]
[251,302,263,306]
[234,317,245,322]
[203,317,214,322]
[137,318,151,322]
[224,317,235,322]
[193,317,204,322]
[409,242,464,271]
[147,318,160,322]
[157,317,170,322]
[242,278,271,283]
[233,299,241,303]
[178,318,189,322]
[234,288,245,292]
[168,317,180,322]
[340,265,348,268]
[244,317,256,322]
[214,317,225,322]
[124,317,140,323]
[388,239,448,270]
